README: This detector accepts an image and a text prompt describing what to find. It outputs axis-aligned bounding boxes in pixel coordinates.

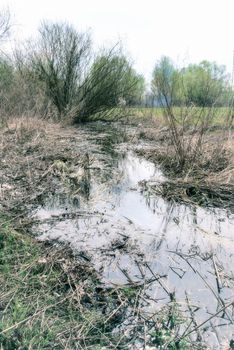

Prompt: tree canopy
[152,56,230,107]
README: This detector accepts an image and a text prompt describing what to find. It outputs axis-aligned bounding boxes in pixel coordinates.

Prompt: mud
[29,122,234,349]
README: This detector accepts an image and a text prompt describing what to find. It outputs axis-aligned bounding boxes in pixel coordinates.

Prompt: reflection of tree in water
[81,153,91,200]
[145,190,230,240]
[79,173,91,200]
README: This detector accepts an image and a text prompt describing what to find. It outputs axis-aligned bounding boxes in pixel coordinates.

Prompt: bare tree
[29,21,91,118]
[0,8,10,42]
[16,22,143,122]
[75,47,144,122]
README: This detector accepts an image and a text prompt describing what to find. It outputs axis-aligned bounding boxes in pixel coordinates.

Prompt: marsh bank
[1,118,234,349]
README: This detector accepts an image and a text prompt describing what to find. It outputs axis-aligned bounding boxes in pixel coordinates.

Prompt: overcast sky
[2,0,234,81]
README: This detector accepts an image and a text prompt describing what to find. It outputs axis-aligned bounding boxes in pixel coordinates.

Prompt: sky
[1,0,234,81]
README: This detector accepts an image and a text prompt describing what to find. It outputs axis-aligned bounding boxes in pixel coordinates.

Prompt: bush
[151,56,232,171]
[75,50,144,122]
[152,57,230,108]
[15,21,144,122]
[27,21,91,119]
[181,61,229,107]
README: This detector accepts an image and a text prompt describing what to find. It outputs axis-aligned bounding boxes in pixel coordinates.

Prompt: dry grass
[1,114,233,215]
[133,111,234,210]
[0,222,124,349]
[0,116,93,221]
[0,219,197,349]
[1,115,233,348]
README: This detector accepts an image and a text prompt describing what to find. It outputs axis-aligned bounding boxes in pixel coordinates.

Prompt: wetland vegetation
[0,9,234,350]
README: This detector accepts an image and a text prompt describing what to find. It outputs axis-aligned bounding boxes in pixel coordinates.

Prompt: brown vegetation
[132,113,234,210]
[0,117,91,220]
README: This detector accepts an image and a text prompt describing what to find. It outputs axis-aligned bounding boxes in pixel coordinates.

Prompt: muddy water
[32,124,234,348]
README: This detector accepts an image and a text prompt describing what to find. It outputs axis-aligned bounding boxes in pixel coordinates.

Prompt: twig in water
[174,299,234,343]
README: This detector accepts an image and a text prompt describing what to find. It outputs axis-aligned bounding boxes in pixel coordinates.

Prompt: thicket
[151,56,232,108]
[151,56,233,171]
[0,17,145,123]
[0,9,233,130]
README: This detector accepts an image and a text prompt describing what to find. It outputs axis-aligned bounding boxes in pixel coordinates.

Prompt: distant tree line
[150,56,234,171]
[0,8,233,123]
[151,56,232,108]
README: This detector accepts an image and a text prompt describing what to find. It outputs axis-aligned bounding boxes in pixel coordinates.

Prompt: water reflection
[32,142,234,348]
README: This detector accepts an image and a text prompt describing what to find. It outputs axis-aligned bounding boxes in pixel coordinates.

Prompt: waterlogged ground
[31,123,234,349]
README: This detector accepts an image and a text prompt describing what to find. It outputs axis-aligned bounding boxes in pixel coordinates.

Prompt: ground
[0,115,233,349]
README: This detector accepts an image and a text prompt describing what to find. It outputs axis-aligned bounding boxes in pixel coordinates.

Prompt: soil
[1,116,234,349]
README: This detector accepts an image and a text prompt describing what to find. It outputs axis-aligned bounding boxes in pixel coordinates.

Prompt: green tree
[0,9,12,119]
[0,58,13,93]
[151,56,180,107]
[126,73,145,106]
[181,61,228,106]
[151,56,232,171]
[76,51,144,121]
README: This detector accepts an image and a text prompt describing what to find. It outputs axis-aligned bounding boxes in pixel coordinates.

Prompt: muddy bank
[1,117,234,349]
[133,117,234,212]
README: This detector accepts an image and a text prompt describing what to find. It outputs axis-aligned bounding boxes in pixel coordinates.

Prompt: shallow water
[32,125,234,348]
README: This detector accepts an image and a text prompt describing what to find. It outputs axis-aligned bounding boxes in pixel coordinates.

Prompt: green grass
[0,218,117,349]
[129,106,232,127]
[0,217,192,349]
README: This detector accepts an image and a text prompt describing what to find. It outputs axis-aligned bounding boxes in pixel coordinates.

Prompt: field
[128,106,233,126]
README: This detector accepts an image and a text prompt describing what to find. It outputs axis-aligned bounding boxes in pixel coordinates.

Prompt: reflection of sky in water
[33,151,234,263]
[33,151,234,347]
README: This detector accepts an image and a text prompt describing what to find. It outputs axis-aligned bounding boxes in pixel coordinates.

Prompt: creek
[32,123,234,348]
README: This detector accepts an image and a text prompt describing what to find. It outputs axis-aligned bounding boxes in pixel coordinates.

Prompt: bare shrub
[25,21,91,120]
[75,48,143,122]
[152,56,233,173]
[0,16,145,123]
[0,8,10,42]
[17,22,144,123]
